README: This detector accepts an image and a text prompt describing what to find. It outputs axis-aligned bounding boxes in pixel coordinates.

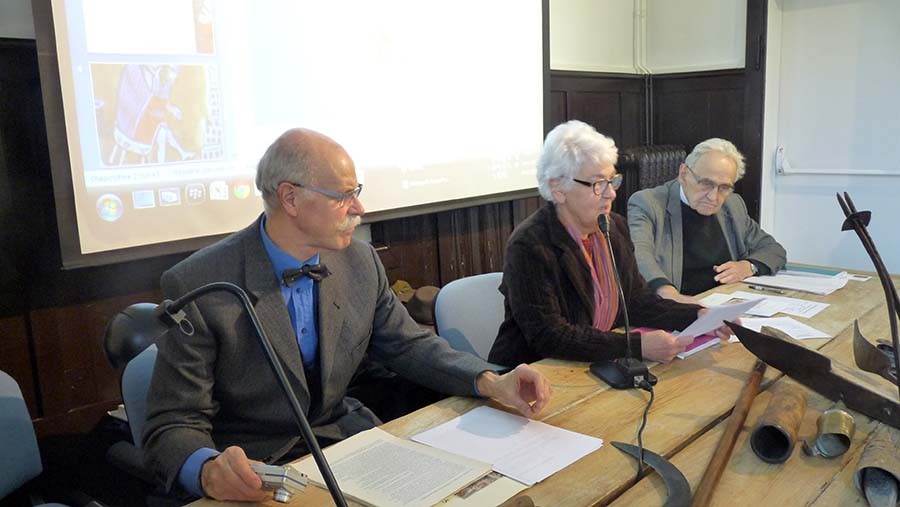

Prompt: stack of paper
[781,264,847,278]
[292,428,492,507]
[676,334,720,359]
[745,273,847,295]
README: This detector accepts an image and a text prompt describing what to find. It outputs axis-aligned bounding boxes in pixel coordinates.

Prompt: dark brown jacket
[489,203,700,366]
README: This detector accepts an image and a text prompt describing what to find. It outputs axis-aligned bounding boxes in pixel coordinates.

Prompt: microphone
[590,214,658,389]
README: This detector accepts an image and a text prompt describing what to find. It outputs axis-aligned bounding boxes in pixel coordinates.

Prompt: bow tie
[282,264,331,286]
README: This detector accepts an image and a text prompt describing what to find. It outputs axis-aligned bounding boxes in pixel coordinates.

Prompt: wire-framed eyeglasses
[572,173,623,196]
[290,182,363,207]
[685,165,734,195]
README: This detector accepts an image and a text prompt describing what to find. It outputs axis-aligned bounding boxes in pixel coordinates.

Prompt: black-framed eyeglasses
[572,173,623,195]
[289,182,363,207]
[685,165,734,195]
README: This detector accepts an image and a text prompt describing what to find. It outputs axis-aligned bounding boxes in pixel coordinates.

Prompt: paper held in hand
[677,298,762,338]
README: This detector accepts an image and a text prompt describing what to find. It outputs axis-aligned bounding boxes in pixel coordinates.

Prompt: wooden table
[194,269,899,506]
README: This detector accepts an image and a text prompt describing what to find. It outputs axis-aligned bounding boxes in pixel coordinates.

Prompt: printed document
[291,427,491,507]
[701,291,828,319]
[412,406,603,486]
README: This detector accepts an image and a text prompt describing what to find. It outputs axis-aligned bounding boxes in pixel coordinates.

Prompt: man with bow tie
[143,128,552,501]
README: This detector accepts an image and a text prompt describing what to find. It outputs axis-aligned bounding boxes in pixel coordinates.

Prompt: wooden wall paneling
[739,0,768,218]
[512,196,543,226]
[436,201,518,284]
[549,90,567,128]
[550,72,644,147]
[28,289,160,422]
[652,72,745,153]
[0,315,38,415]
[371,214,441,288]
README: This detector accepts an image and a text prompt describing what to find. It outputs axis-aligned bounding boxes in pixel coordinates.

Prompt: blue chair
[105,344,158,484]
[434,272,505,361]
[0,369,68,506]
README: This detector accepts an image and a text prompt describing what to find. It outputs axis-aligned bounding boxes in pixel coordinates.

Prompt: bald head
[256,128,354,213]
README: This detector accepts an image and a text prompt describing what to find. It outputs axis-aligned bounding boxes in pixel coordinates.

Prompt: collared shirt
[259,217,320,371]
[177,216,320,497]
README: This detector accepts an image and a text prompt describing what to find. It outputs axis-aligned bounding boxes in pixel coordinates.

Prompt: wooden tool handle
[692,359,767,507]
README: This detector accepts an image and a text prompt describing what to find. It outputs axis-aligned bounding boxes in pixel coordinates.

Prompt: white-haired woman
[489,121,722,366]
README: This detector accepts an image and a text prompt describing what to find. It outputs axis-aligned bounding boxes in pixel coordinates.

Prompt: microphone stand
[589,215,657,389]
[151,282,348,507]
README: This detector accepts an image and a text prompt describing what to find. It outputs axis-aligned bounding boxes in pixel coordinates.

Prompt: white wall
[550,0,636,72]
[550,0,746,74]
[0,0,35,39]
[763,0,900,272]
[646,0,746,73]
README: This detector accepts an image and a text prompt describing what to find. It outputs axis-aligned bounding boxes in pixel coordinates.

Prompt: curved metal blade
[611,441,690,507]
[854,320,898,384]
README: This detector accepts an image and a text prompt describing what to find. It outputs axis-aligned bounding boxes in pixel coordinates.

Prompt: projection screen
[45,0,546,266]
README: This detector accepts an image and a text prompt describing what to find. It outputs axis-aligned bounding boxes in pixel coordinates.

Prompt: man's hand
[640,330,694,363]
[713,260,755,284]
[656,284,700,304]
[200,446,268,501]
[476,364,552,417]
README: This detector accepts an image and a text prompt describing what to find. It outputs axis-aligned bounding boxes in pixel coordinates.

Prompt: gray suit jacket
[143,216,489,492]
[627,179,786,291]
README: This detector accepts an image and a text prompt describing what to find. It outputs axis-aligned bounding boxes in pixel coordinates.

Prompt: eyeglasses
[572,173,623,196]
[289,182,363,207]
[685,165,734,195]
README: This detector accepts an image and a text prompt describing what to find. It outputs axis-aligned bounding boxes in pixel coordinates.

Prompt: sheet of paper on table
[736,316,830,340]
[412,406,603,487]
[700,290,829,319]
[291,427,491,507]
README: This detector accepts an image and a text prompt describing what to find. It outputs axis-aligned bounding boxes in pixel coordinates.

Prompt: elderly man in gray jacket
[627,138,786,304]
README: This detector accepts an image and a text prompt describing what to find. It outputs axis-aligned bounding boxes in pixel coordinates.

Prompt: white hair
[685,138,746,180]
[536,120,618,201]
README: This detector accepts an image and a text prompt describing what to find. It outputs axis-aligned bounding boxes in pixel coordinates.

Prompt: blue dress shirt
[177,217,320,496]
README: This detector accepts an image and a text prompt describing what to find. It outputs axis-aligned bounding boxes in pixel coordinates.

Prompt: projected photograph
[90,63,224,167]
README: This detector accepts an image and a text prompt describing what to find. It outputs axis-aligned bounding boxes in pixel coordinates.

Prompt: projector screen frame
[33,0,551,269]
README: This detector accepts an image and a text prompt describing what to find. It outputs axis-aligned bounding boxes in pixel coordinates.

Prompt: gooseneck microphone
[590,214,658,389]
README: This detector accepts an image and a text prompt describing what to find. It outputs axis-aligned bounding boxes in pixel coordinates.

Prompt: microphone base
[590,358,657,390]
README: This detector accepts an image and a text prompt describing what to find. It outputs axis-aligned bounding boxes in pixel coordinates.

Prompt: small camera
[250,463,308,503]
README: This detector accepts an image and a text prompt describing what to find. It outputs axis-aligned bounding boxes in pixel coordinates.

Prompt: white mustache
[337,215,362,232]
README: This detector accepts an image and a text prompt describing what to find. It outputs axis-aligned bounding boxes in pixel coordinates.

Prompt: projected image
[91,63,222,167]
[194,0,215,54]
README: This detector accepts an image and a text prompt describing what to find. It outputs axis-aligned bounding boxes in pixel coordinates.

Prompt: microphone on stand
[590,214,658,389]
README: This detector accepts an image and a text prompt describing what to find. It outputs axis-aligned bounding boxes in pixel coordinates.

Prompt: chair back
[434,272,504,360]
[0,369,43,497]
[122,344,158,447]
